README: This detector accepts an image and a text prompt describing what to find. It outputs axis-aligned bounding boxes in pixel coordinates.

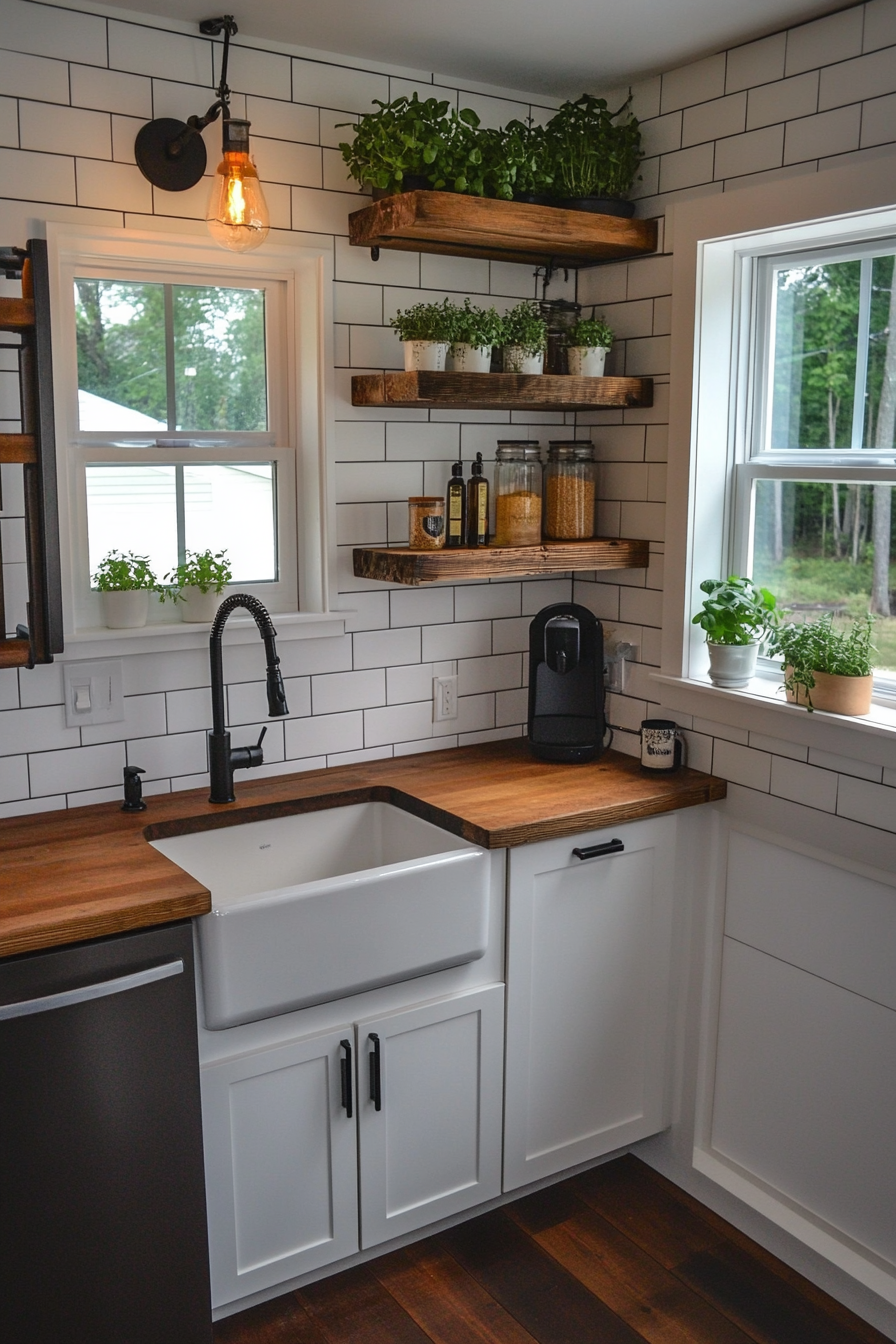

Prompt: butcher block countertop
[0,740,726,959]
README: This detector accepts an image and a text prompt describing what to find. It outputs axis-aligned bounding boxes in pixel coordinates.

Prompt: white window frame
[657,160,896,755]
[46,224,339,653]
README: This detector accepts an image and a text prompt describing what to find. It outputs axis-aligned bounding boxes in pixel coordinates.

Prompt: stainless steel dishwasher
[0,919,212,1344]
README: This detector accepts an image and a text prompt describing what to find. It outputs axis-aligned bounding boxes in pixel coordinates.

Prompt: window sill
[652,670,896,769]
[59,611,347,661]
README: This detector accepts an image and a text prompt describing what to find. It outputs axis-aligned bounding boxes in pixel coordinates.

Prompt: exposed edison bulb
[206,119,270,253]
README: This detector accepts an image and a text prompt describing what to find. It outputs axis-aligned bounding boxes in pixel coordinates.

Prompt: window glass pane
[75,280,167,431]
[183,463,276,582]
[769,261,860,450]
[751,478,896,671]
[86,464,178,580]
[863,254,896,450]
[173,285,267,432]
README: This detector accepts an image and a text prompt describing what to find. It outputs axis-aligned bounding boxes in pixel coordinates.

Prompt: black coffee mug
[640,718,684,773]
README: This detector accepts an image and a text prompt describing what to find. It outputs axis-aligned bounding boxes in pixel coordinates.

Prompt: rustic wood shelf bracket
[0,240,63,668]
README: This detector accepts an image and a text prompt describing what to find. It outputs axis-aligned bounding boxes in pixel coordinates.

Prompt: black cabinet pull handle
[572,838,625,861]
[340,1038,353,1118]
[369,1032,382,1112]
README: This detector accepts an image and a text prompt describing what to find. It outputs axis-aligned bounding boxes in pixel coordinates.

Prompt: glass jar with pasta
[543,441,596,540]
[493,442,543,546]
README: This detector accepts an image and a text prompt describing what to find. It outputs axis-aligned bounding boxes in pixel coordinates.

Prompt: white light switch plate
[63,659,125,728]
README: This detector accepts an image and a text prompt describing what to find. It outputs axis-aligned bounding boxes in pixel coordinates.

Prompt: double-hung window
[48,225,333,639]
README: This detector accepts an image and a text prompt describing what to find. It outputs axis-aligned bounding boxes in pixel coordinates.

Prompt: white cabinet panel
[202,1027,358,1307]
[725,831,896,1010]
[358,985,504,1248]
[712,937,896,1269]
[504,815,676,1192]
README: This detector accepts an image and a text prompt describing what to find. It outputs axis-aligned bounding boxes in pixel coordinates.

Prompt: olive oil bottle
[446,460,466,548]
[467,452,489,546]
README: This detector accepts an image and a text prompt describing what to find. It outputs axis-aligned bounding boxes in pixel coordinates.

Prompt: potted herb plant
[501,301,548,374]
[338,93,450,196]
[544,94,643,216]
[163,548,232,623]
[448,300,504,373]
[564,315,614,377]
[93,550,159,629]
[389,299,458,371]
[772,612,875,715]
[692,575,779,687]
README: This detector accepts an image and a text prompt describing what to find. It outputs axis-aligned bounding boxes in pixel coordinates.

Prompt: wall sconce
[134,15,270,253]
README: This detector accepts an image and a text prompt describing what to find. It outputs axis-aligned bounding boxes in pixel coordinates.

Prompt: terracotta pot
[785,667,873,715]
[567,346,608,377]
[706,641,758,688]
[101,589,149,629]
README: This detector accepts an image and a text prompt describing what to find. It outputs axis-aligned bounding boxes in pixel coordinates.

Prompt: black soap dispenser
[467,452,489,546]
[446,460,466,548]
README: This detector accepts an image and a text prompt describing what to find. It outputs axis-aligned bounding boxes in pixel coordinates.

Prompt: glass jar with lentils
[493,442,543,546]
[543,441,596,540]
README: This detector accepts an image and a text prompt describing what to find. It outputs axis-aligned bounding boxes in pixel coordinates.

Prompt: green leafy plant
[544,94,643,201]
[92,550,159,592]
[565,316,614,349]
[338,94,451,194]
[427,107,485,195]
[501,301,548,356]
[162,548,232,602]
[771,612,876,709]
[450,299,505,351]
[389,299,459,343]
[692,575,779,646]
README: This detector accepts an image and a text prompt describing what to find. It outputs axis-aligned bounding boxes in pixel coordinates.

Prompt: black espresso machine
[527,603,606,763]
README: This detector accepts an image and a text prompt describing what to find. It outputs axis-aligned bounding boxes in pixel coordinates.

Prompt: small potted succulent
[93,550,159,629]
[163,548,232,623]
[772,612,875,715]
[448,300,505,373]
[501,301,548,374]
[692,575,779,687]
[389,299,458,372]
[564,315,614,377]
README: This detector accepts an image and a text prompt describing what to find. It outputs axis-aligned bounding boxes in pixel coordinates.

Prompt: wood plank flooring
[213,1156,891,1344]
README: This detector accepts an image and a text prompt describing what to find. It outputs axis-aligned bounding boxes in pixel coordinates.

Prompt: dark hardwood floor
[213,1155,892,1344]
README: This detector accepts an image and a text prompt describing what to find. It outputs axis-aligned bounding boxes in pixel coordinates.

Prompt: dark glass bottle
[446,460,466,548]
[467,452,489,547]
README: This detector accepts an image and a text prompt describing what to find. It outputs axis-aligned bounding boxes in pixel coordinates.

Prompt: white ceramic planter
[567,345,609,377]
[179,586,224,623]
[503,347,544,375]
[403,340,449,372]
[101,589,150,629]
[707,641,759,688]
[449,343,492,373]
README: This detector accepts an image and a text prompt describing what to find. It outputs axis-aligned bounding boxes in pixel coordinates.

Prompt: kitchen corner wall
[576,0,896,837]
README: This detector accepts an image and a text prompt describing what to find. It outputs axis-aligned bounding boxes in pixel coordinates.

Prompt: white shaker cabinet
[503,814,677,1191]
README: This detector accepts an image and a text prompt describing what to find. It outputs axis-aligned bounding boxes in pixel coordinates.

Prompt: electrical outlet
[433,674,458,722]
[63,659,125,728]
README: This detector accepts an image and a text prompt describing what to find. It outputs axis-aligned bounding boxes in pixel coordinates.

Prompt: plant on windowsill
[162,548,233,623]
[390,298,460,372]
[771,611,876,715]
[501,301,548,374]
[692,575,779,688]
[448,300,505,373]
[564,315,615,377]
[93,550,160,629]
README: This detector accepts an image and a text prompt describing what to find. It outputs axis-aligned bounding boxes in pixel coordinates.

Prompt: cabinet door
[504,815,676,1191]
[201,1027,358,1308]
[357,984,504,1249]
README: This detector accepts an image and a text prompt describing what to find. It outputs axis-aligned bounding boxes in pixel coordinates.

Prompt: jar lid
[547,440,594,461]
[496,441,542,461]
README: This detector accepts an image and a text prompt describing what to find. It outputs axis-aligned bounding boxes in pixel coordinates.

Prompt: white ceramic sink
[151,801,490,1029]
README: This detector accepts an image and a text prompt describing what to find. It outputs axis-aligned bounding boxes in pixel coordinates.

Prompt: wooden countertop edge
[0,742,726,958]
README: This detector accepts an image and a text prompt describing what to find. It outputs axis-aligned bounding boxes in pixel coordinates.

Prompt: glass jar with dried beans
[493,442,543,546]
[544,441,596,540]
[408,496,445,549]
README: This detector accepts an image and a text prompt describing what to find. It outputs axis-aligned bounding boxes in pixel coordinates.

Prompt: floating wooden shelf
[353,538,650,586]
[352,371,653,411]
[349,192,657,266]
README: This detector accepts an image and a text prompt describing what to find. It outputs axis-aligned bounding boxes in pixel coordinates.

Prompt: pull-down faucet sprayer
[208,594,288,804]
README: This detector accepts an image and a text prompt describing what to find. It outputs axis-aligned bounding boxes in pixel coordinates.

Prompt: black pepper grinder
[446,460,466,548]
[122,765,147,812]
[467,452,489,547]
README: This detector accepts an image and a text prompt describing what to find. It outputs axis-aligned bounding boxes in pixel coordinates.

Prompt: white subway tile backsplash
[640,111,683,158]
[0,48,68,103]
[71,65,152,119]
[3,0,105,65]
[252,137,321,188]
[109,22,212,85]
[227,676,310,726]
[77,158,151,212]
[837,774,896,833]
[350,323,403,369]
[386,662,437,706]
[311,668,385,714]
[353,626,420,669]
[386,421,460,460]
[0,753,28,803]
[712,739,771,792]
[771,755,838,812]
[808,748,883,782]
[0,146,75,204]
[746,71,818,130]
[286,709,364,758]
[217,43,291,101]
[391,585,454,628]
[861,90,896,147]
[715,124,784,179]
[422,620,490,661]
[682,93,746,147]
[335,459,422,503]
[749,732,807,761]
[293,59,389,115]
[865,0,896,52]
[726,32,787,93]
[334,281,382,326]
[784,104,862,164]
[521,578,572,614]
[420,253,490,293]
[247,95,319,145]
[291,185,362,237]
[659,143,714,193]
[784,8,864,77]
[81,693,166,745]
[364,699,433,748]
[454,583,521,622]
[30,741,125,796]
[661,54,726,113]
[458,653,521,696]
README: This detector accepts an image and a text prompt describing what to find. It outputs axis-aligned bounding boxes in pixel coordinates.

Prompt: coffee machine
[527,603,605,763]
